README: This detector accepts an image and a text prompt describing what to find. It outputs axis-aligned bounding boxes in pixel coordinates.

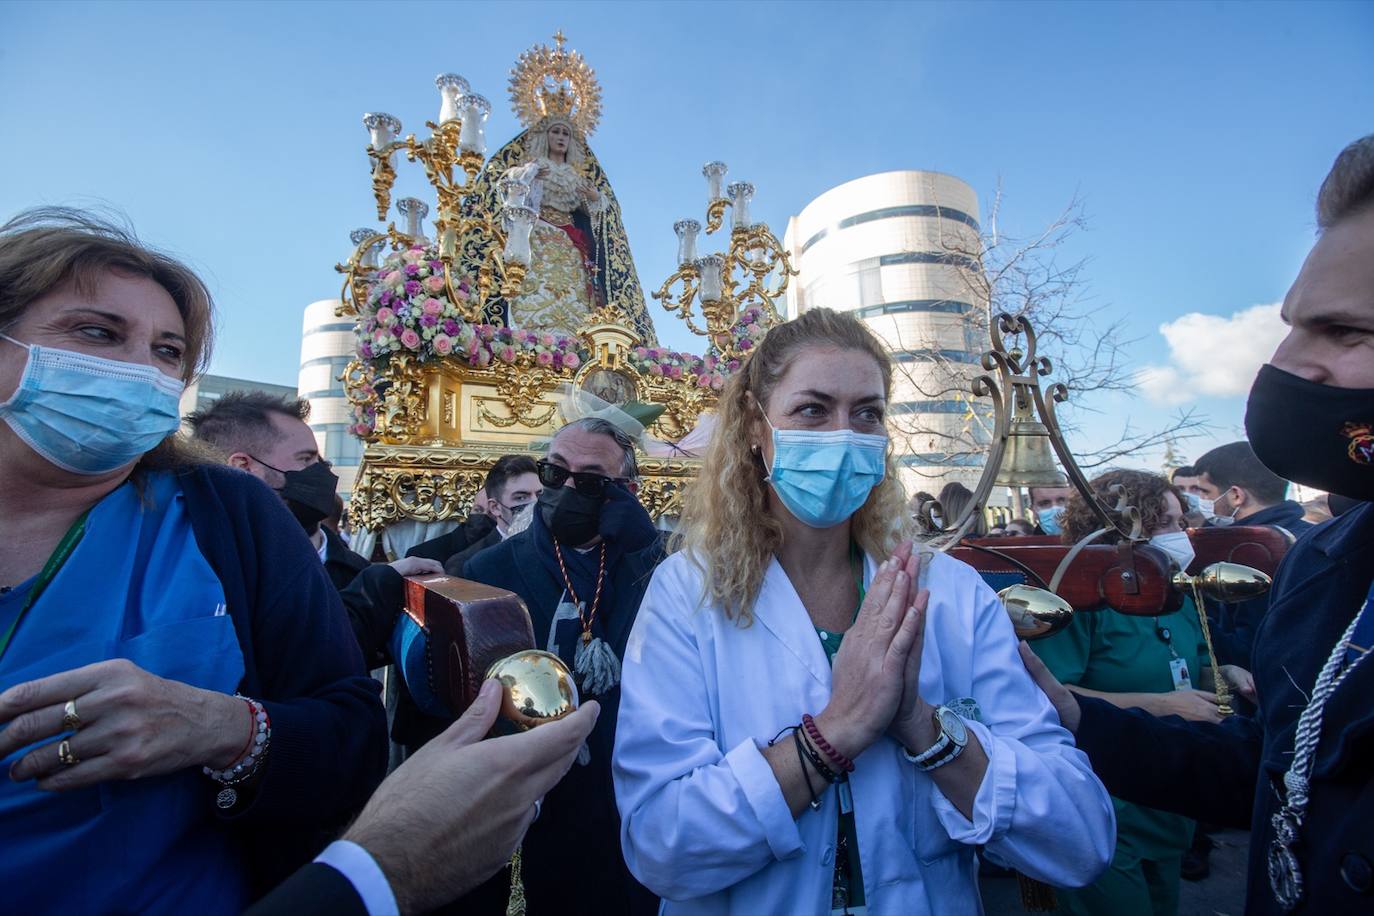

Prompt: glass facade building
[783,171,991,495]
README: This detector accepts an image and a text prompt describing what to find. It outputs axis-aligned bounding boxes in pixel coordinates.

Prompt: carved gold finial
[508,31,603,137]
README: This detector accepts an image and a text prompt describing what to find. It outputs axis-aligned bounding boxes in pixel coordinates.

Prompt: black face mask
[537,485,603,546]
[1245,364,1374,501]
[276,461,340,535]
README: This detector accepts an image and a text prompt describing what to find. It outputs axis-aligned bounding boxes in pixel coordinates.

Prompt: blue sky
[3,0,1371,469]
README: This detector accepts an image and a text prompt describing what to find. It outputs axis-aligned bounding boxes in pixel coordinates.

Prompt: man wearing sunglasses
[443,454,542,577]
[463,417,664,916]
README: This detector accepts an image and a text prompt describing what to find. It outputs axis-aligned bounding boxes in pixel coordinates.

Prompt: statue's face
[547,122,572,156]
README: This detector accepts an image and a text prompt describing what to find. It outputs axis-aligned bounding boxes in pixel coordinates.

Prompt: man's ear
[1228,486,1250,511]
[227,452,253,472]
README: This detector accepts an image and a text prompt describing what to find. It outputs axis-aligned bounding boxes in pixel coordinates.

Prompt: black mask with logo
[274,461,340,535]
[1245,364,1374,502]
[537,485,603,546]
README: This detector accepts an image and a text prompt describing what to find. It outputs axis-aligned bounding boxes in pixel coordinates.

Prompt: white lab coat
[613,549,1115,915]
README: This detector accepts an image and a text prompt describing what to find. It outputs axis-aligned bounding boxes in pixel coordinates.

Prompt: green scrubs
[1031,597,1209,916]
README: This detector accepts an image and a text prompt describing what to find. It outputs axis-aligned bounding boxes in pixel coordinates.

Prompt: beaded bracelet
[802,713,855,773]
[203,696,270,809]
[796,729,842,784]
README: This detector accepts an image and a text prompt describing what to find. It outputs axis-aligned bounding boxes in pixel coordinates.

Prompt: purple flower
[379,290,393,306]
[739,339,752,350]
[420,313,439,328]
[442,319,459,335]
[404,263,421,277]
[404,280,422,295]
[429,260,444,272]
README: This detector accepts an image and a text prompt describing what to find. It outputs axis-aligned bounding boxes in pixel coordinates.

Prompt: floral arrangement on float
[346,244,770,437]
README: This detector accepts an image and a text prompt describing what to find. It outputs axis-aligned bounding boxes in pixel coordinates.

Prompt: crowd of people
[0,134,1369,916]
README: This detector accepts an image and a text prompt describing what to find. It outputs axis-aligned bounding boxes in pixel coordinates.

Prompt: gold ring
[57,739,80,767]
[62,699,81,732]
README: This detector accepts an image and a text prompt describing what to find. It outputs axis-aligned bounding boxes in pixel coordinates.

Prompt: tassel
[1016,873,1057,911]
[575,634,621,696]
[576,743,591,767]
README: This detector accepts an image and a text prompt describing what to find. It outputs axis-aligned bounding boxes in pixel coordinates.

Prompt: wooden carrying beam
[953,525,1293,616]
[402,576,536,716]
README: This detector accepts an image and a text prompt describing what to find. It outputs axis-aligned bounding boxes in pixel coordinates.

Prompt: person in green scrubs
[1030,469,1254,916]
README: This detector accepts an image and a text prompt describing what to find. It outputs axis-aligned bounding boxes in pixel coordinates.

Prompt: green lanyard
[0,512,88,661]
[817,542,867,661]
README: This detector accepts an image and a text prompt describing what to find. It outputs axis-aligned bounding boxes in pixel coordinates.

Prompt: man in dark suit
[463,417,664,916]
[444,454,541,576]
[1020,133,1374,915]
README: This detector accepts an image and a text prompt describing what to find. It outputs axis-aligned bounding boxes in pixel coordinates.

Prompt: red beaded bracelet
[802,713,855,773]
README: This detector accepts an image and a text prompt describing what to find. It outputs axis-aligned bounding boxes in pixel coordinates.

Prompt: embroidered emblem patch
[1342,422,1374,466]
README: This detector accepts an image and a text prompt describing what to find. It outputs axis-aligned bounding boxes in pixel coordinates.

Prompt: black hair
[484,454,539,505]
[187,390,311,457]
[1193,441,1289,506]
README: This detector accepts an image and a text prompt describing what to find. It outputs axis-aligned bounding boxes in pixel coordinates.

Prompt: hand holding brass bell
[998,584,1074,640]
[486,649,580,730]
[1172,562,1271,603]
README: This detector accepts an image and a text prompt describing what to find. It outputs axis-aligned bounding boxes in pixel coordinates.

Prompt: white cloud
[1136,303,1287,406]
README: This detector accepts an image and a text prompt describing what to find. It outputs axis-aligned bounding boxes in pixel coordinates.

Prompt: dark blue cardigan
[174,464,387,893]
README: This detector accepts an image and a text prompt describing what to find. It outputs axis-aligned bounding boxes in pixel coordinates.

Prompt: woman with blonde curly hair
[612,307,1114,915]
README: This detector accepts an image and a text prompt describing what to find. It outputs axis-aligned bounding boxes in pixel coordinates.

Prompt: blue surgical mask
[765,420,887,529]
[0,335,184,475]
[1036,506,1066,536]
[1149,530,1196,572]
[1184,492,1215,516]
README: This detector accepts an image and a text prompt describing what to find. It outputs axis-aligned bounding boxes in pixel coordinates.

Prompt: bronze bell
[1172,562,1271,603]
[995,395,1068,489]
[486,649,580,730]
[998,584,1075,640]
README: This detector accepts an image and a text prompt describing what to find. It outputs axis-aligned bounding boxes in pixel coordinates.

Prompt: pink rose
[539,332,555,348]
[476,348,492,366]
[697,375,711,388]
[373,328,390,344]
[536,350,553,367]
[424,275,445,293]
[648,364,663,377]
[401,329,421,350]
[376,307,395,324]
[633,347,648,360]
[668,365,682,379]
[433,334,453,355]
[498,345,516,363]
[563,353,580,370]
[422,298,444,315]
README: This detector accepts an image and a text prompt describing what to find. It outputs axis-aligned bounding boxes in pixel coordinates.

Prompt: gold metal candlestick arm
[704,198,730,234]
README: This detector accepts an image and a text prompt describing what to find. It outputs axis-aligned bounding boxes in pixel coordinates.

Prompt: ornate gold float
[335,34,793,535]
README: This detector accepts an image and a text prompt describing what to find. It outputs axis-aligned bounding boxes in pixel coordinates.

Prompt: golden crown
[508,31,603,138]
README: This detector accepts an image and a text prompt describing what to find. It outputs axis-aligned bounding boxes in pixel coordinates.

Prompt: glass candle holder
[350,228,381,268]
[397,198,430,240]
[695,254,726,303]
[458,94,491,155]
[703,161,728,202]
[502,205,537,266]
[673,219,701,266]
[435,73,470,123]
[362,112,402,150]
[727,181,755,230]
[499,176,532,209]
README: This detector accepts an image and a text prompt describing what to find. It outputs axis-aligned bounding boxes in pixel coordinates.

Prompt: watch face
[938,707,969,746]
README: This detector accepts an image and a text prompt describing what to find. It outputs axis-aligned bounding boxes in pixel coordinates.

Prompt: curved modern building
[783,170,991,494]
[298,298,364,496]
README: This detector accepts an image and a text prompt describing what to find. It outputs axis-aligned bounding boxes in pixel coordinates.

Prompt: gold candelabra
[652,164,797,361]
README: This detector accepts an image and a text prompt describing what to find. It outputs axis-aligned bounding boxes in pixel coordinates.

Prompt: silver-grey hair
[550,417,639,478]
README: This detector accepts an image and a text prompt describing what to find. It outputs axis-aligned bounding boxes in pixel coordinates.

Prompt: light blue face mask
[0,335,184,475]
[1036,506,1066,536]
[764,420,887,529]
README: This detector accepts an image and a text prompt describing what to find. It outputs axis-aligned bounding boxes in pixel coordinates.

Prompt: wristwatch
[903,705,969,772]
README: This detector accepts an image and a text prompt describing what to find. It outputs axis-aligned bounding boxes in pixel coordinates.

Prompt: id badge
[1169,657,1192,690]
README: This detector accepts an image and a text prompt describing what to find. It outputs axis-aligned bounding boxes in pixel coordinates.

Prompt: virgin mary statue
[461,36,659,344]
